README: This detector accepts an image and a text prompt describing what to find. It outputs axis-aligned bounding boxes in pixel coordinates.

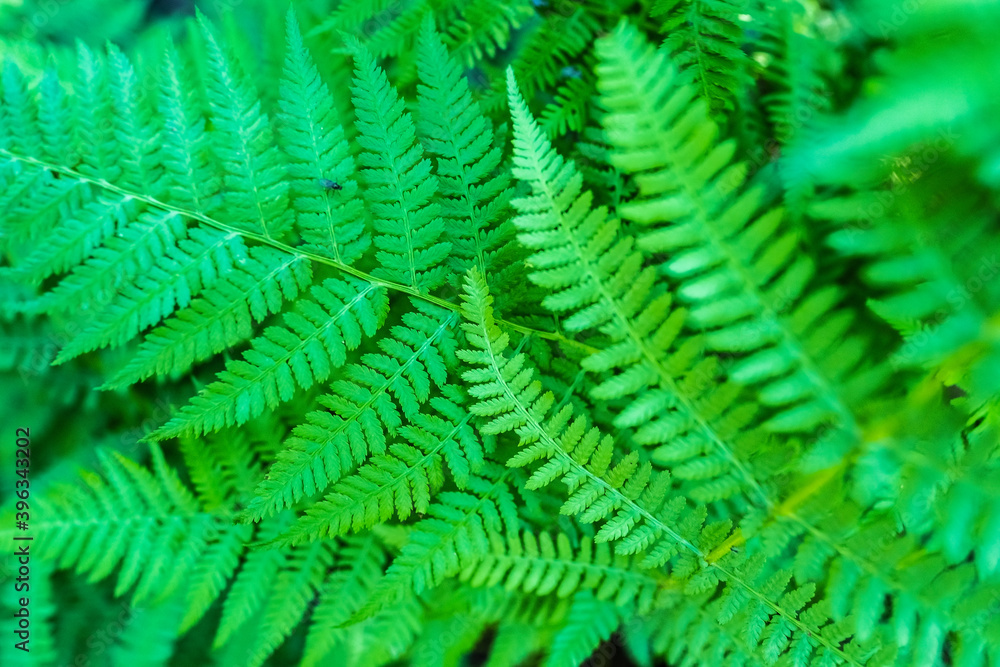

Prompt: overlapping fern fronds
[4,1,1000,666]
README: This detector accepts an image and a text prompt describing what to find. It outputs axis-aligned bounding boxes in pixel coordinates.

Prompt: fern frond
[0,159,66,243]
[511,9,600,102]
[1,62,42,161]
[32,444,241,604]
[35,208,188,314]
[109,597,185,666]
[157,40,219,212]
[350,39,451,292]
[301,534,423,667]
[634,591,764,666]
[198,11,292,239]
[212,517,287,649]
[102,247,313,389]
[178,428,266,511]
[902,415,1000,573]
[438,0,535,67]
[703,548,881,666]
[821,185,1000,406]
[354,464,519,620]
[457,267,705,563]
[6,5,999,667]
[779,503,989,660]
[278,9,369,265]
[150,277,388,440]
[308,0,395,42]
[13,194,143,285]
[757,2,831,147]
[484,618,546,667]
[278,395,482,545]
[177,519,250,633]
[72,42,119,181]
[652,0,752,116]
[409,592,493,665]
[461,530,661,611]
[51,227,248,363]
[415,20,518,288]
[761,404,1000,653]
[454,328,859,665]
[1,175,90,257]
[348,0,434,63]
[545,591,620,667]
[243,300,458,520]
[539,74,595,139]
[36,58,72,162]
[754,2,832,215]
[108,43,161,194]
[314,0,530,72]
[245,540,335,667]
[508,69,767,507]
[597,23,884,450]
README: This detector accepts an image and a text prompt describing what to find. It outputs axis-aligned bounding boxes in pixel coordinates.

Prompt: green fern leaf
[278,9,369,265]
[277,394,482,545]
[545,591,620,667]
[415,19,518,288]
[198,11,292,239]
[213,520,287,649]
[458,267,706,562]
[439,0,534,67]
[597,22,882,447]
[108,43,161,193]
[461,530,661,611]
[354,464,518,620]
[35,208,188,314]
[246,540,335,666]
[507,67,767,507]
[72,42,120,181]
[1,63,42,160]
[150,277,388,440]
[14,195,144,285]
[301,534,396,667]
[102,246,313,389]
[157,40,219,211]
[243,299,457,520]
[52,227,248,363]
[177,524,249,633]
[350,39,451,292]
[652,0,751,115]
[31,444,240,605]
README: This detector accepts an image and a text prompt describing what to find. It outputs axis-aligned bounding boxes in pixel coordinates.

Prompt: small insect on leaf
[319,178,342,190]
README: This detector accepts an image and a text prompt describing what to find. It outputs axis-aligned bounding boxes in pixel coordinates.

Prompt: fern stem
[0,149,597,356]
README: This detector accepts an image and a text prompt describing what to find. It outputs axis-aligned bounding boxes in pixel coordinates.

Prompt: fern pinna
[2,1,1000,666]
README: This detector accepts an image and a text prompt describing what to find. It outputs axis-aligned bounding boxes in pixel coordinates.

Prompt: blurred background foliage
[1,0,1000,665]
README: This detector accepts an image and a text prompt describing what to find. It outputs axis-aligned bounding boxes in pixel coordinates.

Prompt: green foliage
[652,0,751,117]
[277,9,368,265]
[3,1,1000,666]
